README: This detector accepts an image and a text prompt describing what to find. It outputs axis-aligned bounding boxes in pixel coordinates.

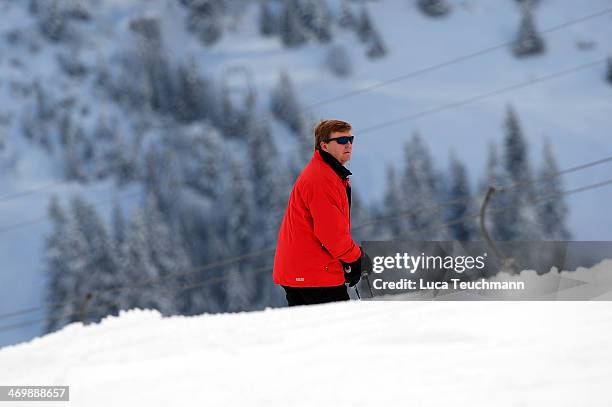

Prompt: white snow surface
[1,261,612,406]
[2,0,612,346]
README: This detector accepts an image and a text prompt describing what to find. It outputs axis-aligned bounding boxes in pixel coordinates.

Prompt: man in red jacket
[273,119,363,306]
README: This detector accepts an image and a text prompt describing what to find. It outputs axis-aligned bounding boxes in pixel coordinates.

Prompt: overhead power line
[3,174,612,335]
[2,152,612,322]
[2,157,612,326]
[357,59,606,135]
[0,57,607,237]
[1,6,610,205]
[302,6,612,111]
[0,265,274,335]
[353,153,612,230]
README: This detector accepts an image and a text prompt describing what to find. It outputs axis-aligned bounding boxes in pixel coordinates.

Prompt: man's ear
[320,141,327,152]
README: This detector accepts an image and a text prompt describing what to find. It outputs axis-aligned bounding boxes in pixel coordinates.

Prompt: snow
[2,263,612,405]
[1,0,612,347]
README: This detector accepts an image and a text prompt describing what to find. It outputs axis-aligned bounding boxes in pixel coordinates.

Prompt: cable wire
[2,6,611,205]
[2,152,612,321]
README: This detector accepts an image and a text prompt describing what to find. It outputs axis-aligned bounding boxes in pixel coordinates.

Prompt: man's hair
[314,119,352,151]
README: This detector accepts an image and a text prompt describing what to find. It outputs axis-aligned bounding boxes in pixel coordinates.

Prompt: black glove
[343,247,374,287]
[342,250,363,287]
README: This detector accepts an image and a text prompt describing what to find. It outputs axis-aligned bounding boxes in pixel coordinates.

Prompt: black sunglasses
[326,136,354,145]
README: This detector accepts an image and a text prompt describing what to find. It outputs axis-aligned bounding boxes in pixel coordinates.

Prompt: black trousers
[282,285,349,306]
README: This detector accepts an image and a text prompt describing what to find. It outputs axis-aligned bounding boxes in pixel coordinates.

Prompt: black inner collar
[319,150,352,180]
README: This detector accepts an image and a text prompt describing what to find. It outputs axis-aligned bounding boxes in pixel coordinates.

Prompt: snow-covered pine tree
[115,207,156,312]
[401,132,441,240]
[45,196,72,333]
[67,196,119,323]
[279,0,307,47]
[496,106,540,241]
[114,132,137,186]
[366,30,387,59]
[339,0,356,28]
[326,44,352,78]
[218,84,252,139]
[445,152,475,241]
[247,119,288,245]
[259,1,277,36]
[503,106,532,187]
[143,195,189,315]
[302,0,332,43]
[174,60,209,123]
[382,165,404,239]
[224,158,257,311]
[537,138,570,240]
[186,0,224,46]
[63,123,86,182]
[270,70,305,134]
[130,17,176,115]
[246,118,290,307]
[607,56,612,85]
[112,200,126,246]
[38,0,66,42]
[417,0,451,18]
[512,3,545,58]
[93,116,119,180]
[356,6,374,43]
[479,142,508,241]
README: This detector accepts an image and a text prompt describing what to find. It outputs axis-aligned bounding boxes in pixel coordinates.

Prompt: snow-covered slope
[2,261,612,406]
[1,303,612,405]
[2,0,612,348]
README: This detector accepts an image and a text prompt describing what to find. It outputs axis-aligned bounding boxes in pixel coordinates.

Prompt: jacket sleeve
[304,179,361,263]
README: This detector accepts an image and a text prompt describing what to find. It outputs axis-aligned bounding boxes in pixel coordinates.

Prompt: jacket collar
[315,150,352,180]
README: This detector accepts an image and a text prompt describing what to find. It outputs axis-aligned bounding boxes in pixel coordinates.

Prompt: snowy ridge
[2,0,612,348]
[1,262,612,406]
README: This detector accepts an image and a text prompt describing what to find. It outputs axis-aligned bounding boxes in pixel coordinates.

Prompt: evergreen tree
[259,1,277,36]
[63,123,86,182]
[39,0,66,42]
[309,0,332,43]
[417,0,451,18]
[401,133,440,239]
[93,116,119,180]
[512,4,545,58]
[175,61,209,122]
[366,30,387,59]
[224,158,257,311]
[496,106,540,240]
[218,85,251,138]
[59,196,119,325]
[143,195,189,315]
[446,152,475,241]
[246,119,290,307]
[382,165,404,238]
[130,18,176,114]
[247,119,288,243]
[537,138,570,240]
[45,196,72,333]
[112,200,126,246]
[356,6,373,43]
[607,57,612,85]
[279,0,307,47]
[186,0,224,46]
[326,44,352,78]
[270,71,304,134]
[115,208,156,312]
[479,142,508,241]
[339,0,356,28]
[114,132,137,186]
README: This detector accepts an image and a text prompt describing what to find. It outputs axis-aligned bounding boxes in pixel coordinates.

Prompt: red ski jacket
[273,150,361,287]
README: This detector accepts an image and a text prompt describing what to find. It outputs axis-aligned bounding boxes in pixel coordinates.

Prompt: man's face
[320,131,353,165]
